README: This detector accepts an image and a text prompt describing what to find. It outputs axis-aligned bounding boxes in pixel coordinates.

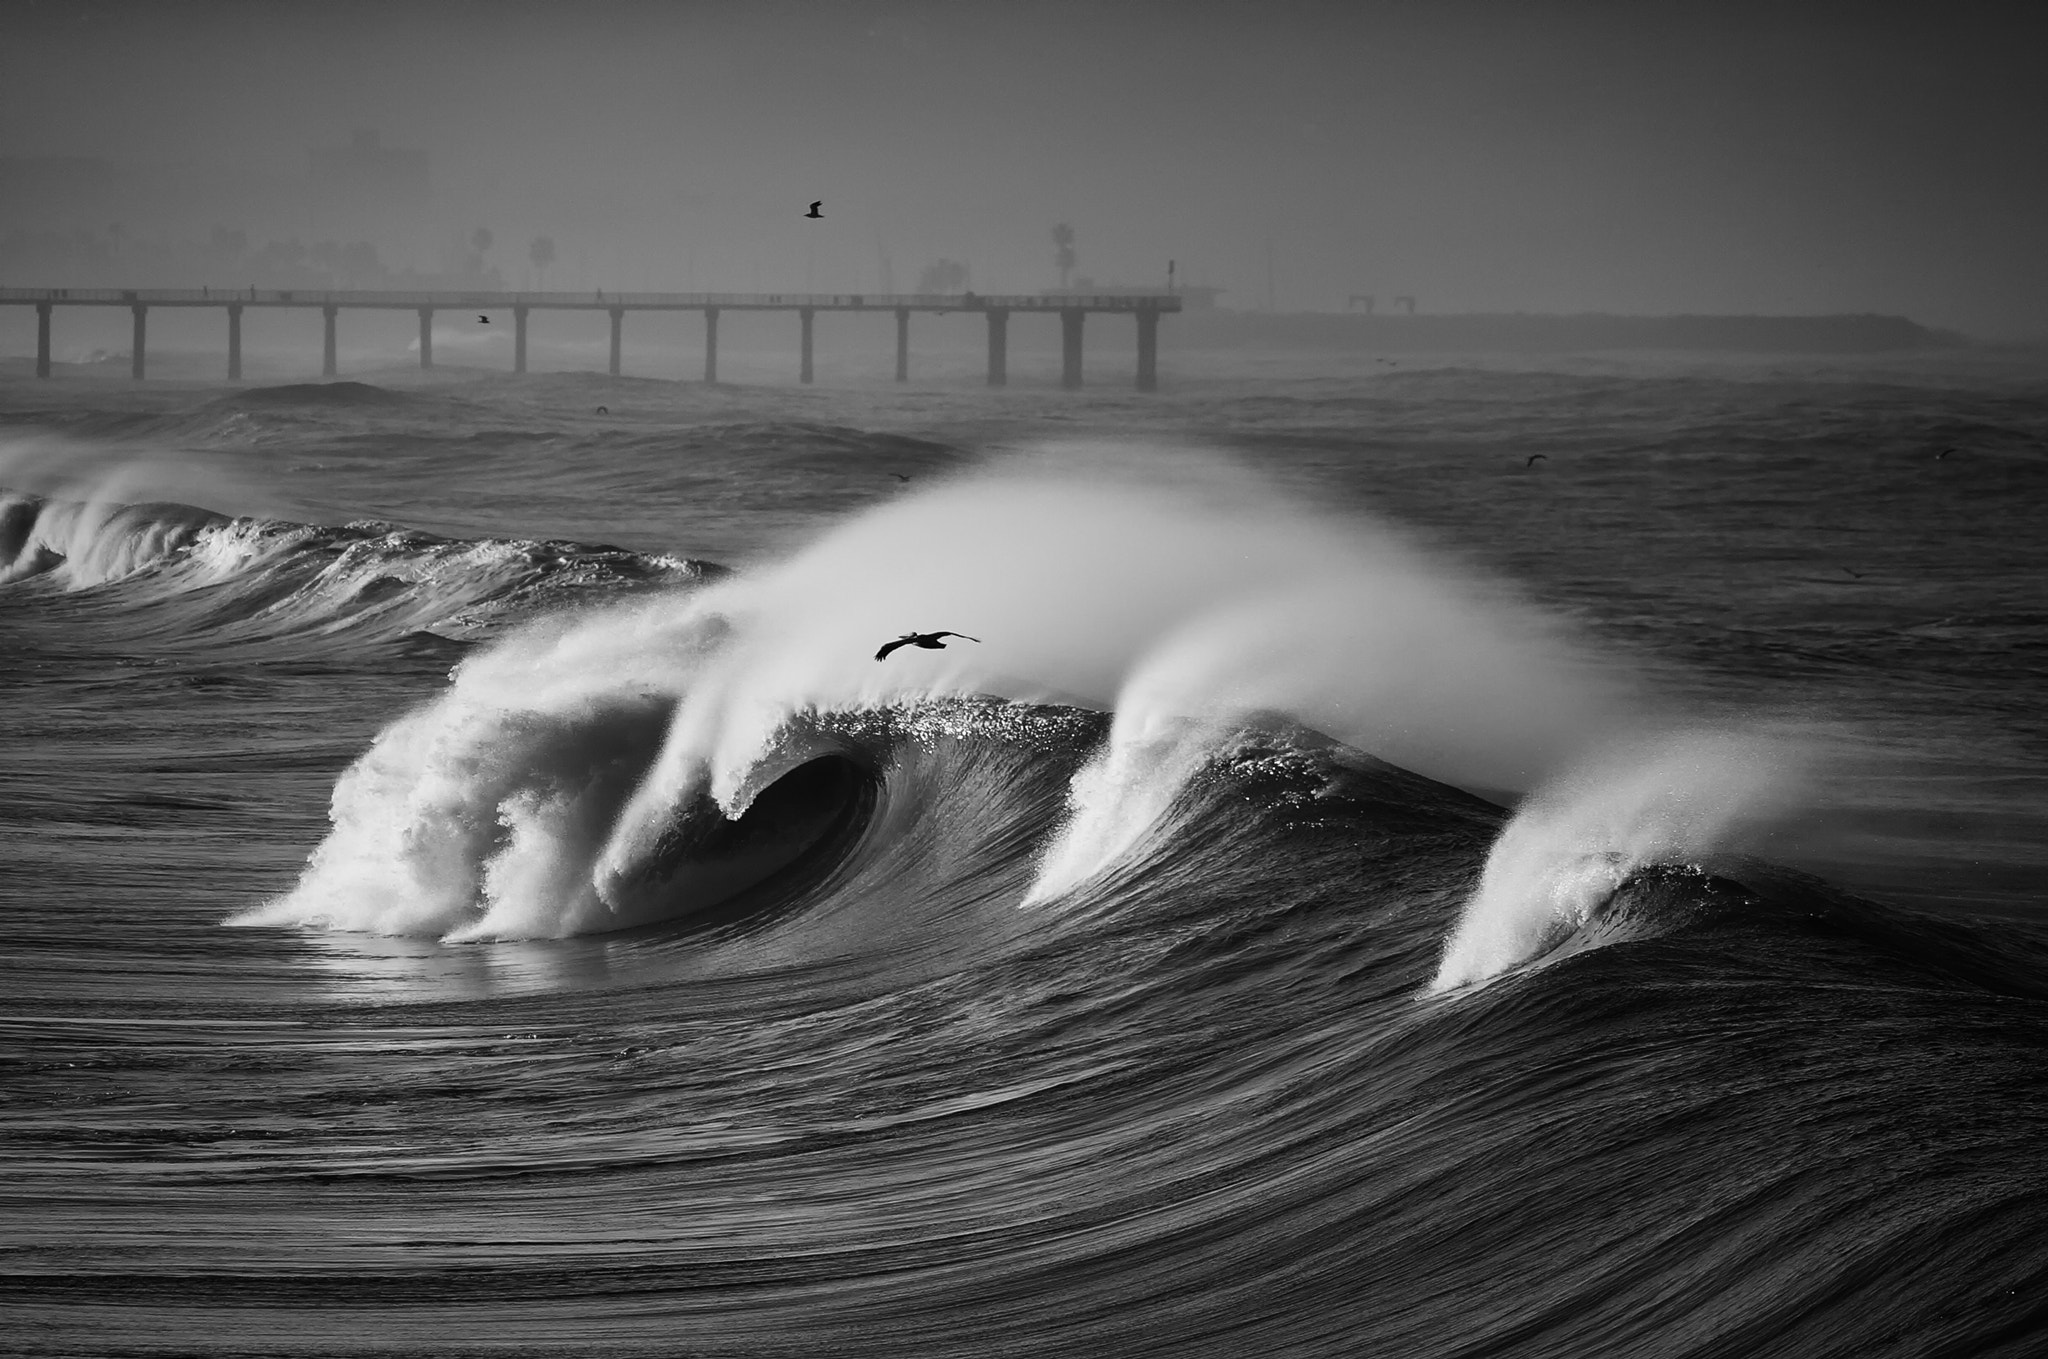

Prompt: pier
[3,288,1181,390]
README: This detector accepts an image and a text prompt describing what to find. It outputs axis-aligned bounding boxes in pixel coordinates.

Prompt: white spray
[1021,451,1635,903]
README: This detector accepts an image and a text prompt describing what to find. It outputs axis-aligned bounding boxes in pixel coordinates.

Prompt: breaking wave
[235,443,1671,943]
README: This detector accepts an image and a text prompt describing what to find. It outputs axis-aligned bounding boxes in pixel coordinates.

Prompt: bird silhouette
[1841,566,1865,579]
[1526,454,1548,468]
[477,314,490,323]
[1935,447,1955,460]
[874,630,980,662]
[890,472,912,482]
[806,202,823,219]
[595,406,609,415]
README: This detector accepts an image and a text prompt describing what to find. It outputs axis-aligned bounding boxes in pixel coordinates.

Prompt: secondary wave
[0,482,716,644]
[1431,728,1815,991]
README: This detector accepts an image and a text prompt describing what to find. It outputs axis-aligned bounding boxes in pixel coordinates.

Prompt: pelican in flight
[874,630,980,662]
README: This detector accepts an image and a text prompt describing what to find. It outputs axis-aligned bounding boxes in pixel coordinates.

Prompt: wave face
[6,372,2048,1358]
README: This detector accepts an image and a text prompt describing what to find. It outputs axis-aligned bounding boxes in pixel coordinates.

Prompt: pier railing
[0,287,1180,313]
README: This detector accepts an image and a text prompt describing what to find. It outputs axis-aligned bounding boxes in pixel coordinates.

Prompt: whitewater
[3,353,2046,1357]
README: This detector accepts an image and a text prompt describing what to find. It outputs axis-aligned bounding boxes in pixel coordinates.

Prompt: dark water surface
[3,352,2046,1356]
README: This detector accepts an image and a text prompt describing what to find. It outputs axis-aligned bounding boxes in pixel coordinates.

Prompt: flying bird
[477,314,490,323]
[874,630,980,662]
[890,472,912,482]
[1526,454,1548,468]
[806,202,823,219]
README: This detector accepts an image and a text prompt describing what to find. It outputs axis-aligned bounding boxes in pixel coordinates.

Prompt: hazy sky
[5,0,2046,334]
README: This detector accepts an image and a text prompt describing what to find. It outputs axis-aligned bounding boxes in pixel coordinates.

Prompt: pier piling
[1060,308,1084,389]
[1136,310,1158,392]
[986,309,1009,387]
[799,308,815,384]
[514,305,529,374]
[417,308,433,369]
[131,305,146,381]
[895,307,909,382]
[703,308,719,383]
[322,305,338,377]
[608,308,623,377]
[227,304,242,381]
[36,302,51,379]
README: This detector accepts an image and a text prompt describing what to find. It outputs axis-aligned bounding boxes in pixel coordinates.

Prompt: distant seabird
[1526,454,1548,468]
[890,472,912,482]
[478,314,490,323]
[806,202,823,219]
[874,630,980,662]
[1935,447,1955,460]
[595,406,609,415]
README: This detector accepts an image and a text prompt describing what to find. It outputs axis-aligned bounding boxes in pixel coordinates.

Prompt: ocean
[3,346,2046,1356]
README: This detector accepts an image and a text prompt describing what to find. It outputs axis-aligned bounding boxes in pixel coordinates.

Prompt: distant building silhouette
[307,130,430,255]
[916,259,970,293]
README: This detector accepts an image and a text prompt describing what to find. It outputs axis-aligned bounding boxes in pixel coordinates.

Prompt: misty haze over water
[3,1,2046,337]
